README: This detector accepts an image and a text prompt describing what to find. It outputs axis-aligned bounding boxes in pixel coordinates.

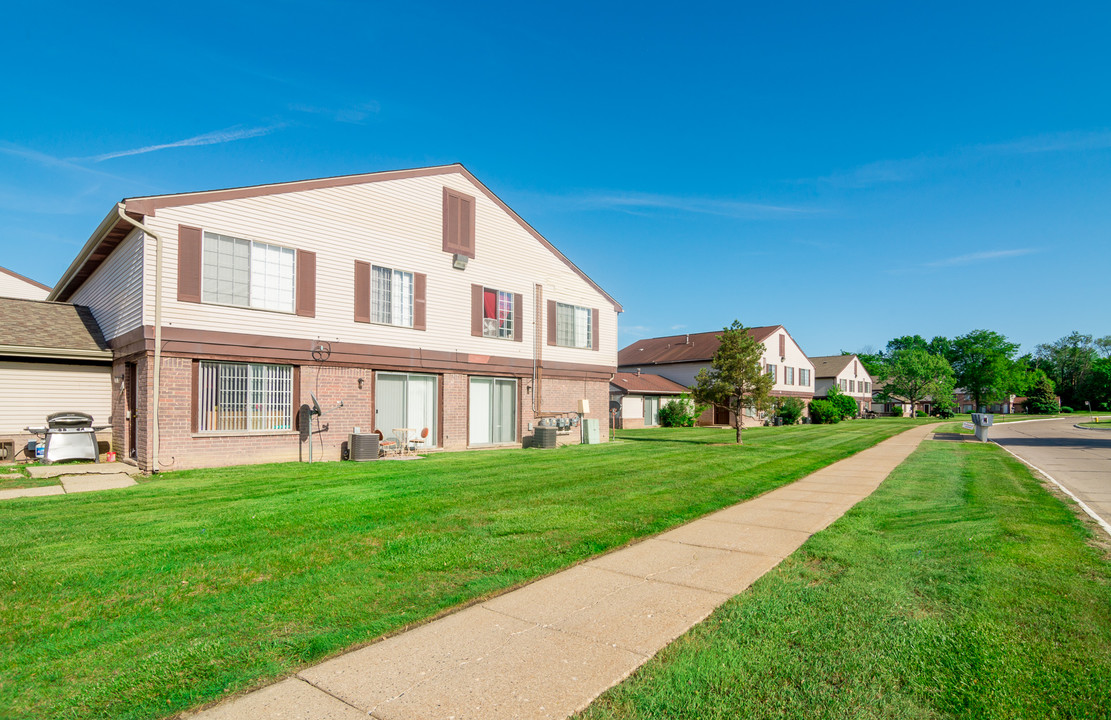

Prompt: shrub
[916,410,927,417]
[826,385,859,420]
[776,397,806,425]
[1060,406,1073,413]
[658,393,703,427]
[809,399,841,424]
[934,407,955,419]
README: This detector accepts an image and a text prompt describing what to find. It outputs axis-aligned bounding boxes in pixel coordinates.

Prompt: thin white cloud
[289,101,380,124]
[84,124,284,162]
[925,248,1038,268]
[575,191,816,219]
[0,143,130,182]
[817,129,1111,189]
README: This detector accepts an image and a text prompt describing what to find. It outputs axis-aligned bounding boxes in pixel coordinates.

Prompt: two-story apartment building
[811,354,874,415]
[48,164,621,471]
[617,326,815,426]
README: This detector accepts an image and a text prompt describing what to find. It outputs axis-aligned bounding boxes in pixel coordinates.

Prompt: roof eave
[0,345,113,361]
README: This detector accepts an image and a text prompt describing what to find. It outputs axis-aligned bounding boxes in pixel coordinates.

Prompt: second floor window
[800,368,811,386]
[203,232,295,313]
[766,364,777,381]
[483,288,514,339]
[372,265,414,327]
[556,302,592,348]
[784,367,795,385]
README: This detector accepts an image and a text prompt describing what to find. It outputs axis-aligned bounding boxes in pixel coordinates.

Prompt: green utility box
[581,419,600,444]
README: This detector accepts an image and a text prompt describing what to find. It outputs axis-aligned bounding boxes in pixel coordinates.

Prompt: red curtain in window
[483,289,497,320]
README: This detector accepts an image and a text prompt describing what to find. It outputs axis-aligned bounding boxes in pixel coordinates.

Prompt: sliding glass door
[469,377,517,445]
[376,372,437,447]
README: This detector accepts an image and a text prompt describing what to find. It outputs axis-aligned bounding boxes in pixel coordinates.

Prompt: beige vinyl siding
[0,361,112,433]
[0,272,49,300]
[143,172,617,367]
[764,329,814,394]
[69,228,145,341]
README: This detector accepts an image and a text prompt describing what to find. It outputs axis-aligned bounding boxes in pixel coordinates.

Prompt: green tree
[775,397,806,425]
[1036,332,1098,407]
[826,384,860,419]
[657,393,704,427]
[808,399,840,424]
[950,330,1021,412]
[884,348,955,418]
[691,320,775,444]
[1025,370,1059,415]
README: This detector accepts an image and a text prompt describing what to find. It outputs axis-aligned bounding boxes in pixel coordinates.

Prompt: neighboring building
[618,326,815,427]
[870,381,911,416]
[609,371,689,429]
[811,354,874,415]
[954,391,1019,414]
[48,164,621,471]
[0,265,51,300]
[0,298,113,461]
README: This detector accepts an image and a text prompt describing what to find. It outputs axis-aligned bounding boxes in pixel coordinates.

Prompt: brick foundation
[127,355,611,471]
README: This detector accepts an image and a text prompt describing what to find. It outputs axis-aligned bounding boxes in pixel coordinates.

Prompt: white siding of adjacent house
[135,172,617,367]
[821,357,874,404]
[69,228,145,341]
[623,328,815,396]
[0,361,113,433]
[0,270,49,300]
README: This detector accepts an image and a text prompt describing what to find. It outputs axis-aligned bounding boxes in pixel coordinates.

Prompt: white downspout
[116,204,162,473]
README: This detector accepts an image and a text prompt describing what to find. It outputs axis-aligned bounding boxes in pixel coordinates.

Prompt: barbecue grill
[25,412,110,464]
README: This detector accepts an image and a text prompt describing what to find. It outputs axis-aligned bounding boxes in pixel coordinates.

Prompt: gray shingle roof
[0,298,108,353]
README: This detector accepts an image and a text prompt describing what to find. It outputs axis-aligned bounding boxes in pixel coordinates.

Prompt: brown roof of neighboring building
[610,372,690,395]
[0,265,51,293]
[50,164,622,312]
[618,326,782,367]
[0,298,109,356]
[809,354,858,378]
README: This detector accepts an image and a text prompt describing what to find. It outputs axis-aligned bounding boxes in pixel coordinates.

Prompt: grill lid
[47,411,95,428]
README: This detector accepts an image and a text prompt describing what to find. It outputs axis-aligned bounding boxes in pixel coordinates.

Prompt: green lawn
[1078,420,1111,429]
[0,467,57,491]
[935,412,1076,434]
[0,420,921,720]
[579,439,1111,720]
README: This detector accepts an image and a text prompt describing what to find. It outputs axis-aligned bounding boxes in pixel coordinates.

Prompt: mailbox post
[970,412,994,442]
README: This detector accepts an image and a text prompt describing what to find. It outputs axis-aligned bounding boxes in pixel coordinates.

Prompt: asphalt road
[991,417,1111,531]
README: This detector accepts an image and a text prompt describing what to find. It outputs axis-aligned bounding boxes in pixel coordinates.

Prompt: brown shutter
[547,300,556,346]
[443,188,476,258]
[471,284,483,337]
[779,333,786,357]
[413,273,427,331]
[513,293,523,342]
[591,308,600,351]
[190,360,199,434]
[177,225,202,303]
[354,261,370,323]
[295,250,316,317]
[459,193,475,258]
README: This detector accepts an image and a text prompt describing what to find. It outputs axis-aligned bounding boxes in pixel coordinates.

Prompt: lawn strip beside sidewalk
[0,420,917,720]
[580,440,1111,720]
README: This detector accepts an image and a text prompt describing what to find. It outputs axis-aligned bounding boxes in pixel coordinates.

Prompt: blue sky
[2,1,1108,356]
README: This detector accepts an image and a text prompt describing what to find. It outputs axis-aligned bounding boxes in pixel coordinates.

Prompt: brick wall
[132,356,611,471]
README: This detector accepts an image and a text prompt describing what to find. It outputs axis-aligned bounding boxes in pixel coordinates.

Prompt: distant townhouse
[47,164,621,471]
[811,354,874,416]
[609,371,689,429]
[0,265,51,300]
[618,326,815,426]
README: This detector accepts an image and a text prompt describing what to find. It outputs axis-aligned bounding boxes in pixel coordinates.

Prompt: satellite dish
[309,392,322,416]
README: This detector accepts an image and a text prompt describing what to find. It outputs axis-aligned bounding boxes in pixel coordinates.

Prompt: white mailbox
[970,413,994,441]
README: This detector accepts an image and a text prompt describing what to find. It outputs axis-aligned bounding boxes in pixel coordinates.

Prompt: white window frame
[469,376,517,445]
[555,302,592,349]
[800,368,811,386]
[371,265,414,328]
[197,361,294,433]
[482,288,514,340]
[784,367,795,385]
[202,231,297,313]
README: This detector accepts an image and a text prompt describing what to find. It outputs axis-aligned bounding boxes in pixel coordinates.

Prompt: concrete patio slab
[195,677,366,719]
[59,473,137,493]
[27,462,141,479]
[299,605,535,713]
[372,625,645,720]
[0,485,64,500]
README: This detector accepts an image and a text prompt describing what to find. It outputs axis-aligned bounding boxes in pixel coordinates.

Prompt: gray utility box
[970,413,994,442]
[581,419,600,444]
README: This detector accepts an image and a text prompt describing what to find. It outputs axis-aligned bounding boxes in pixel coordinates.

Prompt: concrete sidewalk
[193,424,937,720]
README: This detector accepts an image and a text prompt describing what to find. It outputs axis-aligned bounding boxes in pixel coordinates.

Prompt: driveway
[991,418,1111,531]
